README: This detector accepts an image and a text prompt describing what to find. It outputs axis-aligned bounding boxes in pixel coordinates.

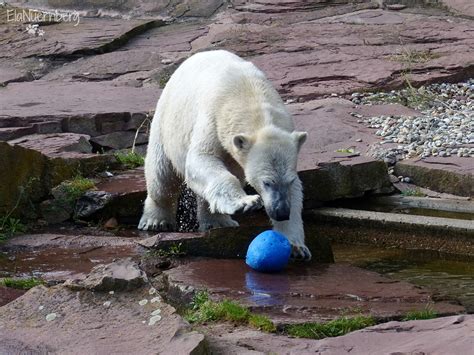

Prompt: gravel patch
[351,80,474,164]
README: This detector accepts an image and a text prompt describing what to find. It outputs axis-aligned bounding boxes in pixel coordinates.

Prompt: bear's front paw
[236,194,263,213]
[291,244,312,261]
[138,216,175,232]
[198,214,239,231]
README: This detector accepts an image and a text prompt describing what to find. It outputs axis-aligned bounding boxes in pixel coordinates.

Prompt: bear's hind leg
[139,141,180,232]
[197,196,239,231]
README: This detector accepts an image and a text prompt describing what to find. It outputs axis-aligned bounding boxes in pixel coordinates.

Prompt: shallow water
[0,246,138,281]
[333,243,474,312]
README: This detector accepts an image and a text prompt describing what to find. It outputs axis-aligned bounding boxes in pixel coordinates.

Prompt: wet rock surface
[0,284,207,354]
[66,258,147,291]
[0,286,25,307]
[163,259,464,324]
[203,315,474,354]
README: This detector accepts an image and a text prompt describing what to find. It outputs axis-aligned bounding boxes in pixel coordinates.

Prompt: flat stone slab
[190,9,474,99]
[0,285,206,354]
[203,315,474,354]
[0,81,158,130]
[3,232,141,250]
[0,233,143,281]
[163,259,464,324]
[8,0,226,18]
[0,9,157,59]
[9,133,93,158]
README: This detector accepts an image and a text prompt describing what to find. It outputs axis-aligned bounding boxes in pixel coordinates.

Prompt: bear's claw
[291,244,312,261]
[138,218,174,232]
[238,194,263,213]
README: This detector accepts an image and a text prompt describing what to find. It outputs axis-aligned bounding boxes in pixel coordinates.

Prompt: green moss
[114,151,145,169]
[402,308,437,321]
[336,148,357,154]
[1,277,44,290]
[60,176,96,201]
[145,243,185,258]
[285,316,375,339]
[401,188,426,197]
[185,291,276,332]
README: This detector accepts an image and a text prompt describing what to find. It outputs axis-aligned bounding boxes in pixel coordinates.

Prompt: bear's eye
[263,181,274,189]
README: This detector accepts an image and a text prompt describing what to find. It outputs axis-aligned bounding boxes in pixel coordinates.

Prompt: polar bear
[138,50,311,260]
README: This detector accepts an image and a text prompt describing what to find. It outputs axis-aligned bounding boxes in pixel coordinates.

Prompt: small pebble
[151,309,162,316]
[109,291,114,295]
[139,299,148,306]
[150,297,161,303]
[104,217,118,229]
[46,313,57,322]
[38,305,44,311]
[149,288,157,295]
[355,79,473,163]
[148,315,162,326]
[103,301,111,308]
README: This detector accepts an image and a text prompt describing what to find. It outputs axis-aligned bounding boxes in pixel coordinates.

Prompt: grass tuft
[402,307,437,321]
[1,277,44,290]
[115,151,145,169]
[61,176,96,201]
[285,316,375,339]
[249,314,277,332]
[185,291,276,332]
[390,49,441,65]
[0,216,26,242]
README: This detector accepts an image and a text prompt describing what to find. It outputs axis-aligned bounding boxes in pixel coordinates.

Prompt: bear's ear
[292,131,307,151]
[233,134,253,153]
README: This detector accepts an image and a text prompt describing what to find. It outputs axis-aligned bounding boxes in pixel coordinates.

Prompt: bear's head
[232,126,307,221]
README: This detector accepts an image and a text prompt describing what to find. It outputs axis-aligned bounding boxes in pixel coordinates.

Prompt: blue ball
[246,230,291,273]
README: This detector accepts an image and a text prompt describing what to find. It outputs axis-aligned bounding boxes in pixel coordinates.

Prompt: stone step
[305,207,474,257]
[137,225,334,263]
[394,159,474,197]
[0,126,36,141]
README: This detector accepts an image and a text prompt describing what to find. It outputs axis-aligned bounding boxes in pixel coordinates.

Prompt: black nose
[274,205,290,221]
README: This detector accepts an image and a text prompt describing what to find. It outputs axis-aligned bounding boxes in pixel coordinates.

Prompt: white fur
[139,50,311,260]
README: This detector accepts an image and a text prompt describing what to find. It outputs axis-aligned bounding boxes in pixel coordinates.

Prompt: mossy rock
[0,142,49,216]
[0,142,118,218]
[300,161,392,203]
